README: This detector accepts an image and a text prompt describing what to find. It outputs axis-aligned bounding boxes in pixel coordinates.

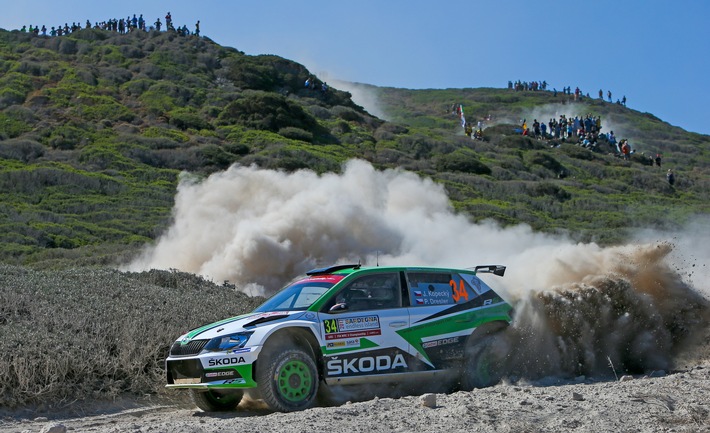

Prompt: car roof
[305,264,506,278]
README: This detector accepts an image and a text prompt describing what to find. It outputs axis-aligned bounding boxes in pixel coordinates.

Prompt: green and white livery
[166,264,513,412]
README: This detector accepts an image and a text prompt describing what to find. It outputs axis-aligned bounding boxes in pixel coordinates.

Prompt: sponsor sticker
[207,356,246,367]
[223,379,246,385]
[204,370,238,379]
[338,316,380,332]
[422,336,460,349]
[326,338,361,349]
[324,316,381,340]
[327,353,408,376]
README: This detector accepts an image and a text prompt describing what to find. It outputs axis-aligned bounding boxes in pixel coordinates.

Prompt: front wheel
[256,347,319,412]
[191,389,243,412]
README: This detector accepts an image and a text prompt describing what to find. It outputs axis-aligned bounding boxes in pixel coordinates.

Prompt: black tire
[256,347,319,412]
[460,334,510,390]
[191,389,243,412]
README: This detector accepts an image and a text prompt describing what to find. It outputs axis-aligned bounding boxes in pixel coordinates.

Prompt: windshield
[254,278,340,312]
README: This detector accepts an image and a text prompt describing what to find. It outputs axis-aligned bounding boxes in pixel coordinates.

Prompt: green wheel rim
[276,359,313,402]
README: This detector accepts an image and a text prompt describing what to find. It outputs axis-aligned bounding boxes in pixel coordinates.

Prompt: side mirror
[329,302,348,313]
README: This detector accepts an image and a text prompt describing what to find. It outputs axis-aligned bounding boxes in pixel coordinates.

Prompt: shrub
[199,144,238,168]
[331,105,363,122]
[278,126,313,142]
[142,126,189,143]
[435,149,492,175]
[561,143,597,161]
[218,90,316,132]
[525,151,565,175]
[168,109,212,131]
[0,139,44,162]
[224,142,250,155]
[0,266,263,408]
[0,88,25,109]
[530,182,572,201]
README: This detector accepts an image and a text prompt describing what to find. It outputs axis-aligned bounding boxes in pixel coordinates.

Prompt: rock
[619,375,634,382]
[40,424,67,433]
[572,392,584,401]
[420,393,436,408]
[574,375,586,382]
[649,370,666,378]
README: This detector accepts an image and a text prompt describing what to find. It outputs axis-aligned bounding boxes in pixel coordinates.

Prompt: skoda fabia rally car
[166,264,513,412]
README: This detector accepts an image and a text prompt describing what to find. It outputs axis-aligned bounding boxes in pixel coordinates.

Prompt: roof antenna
[376,251,379,267]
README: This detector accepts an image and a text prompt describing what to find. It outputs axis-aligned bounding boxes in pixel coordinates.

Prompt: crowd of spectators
[509,80,548,91]
[17,12,200,38]
[509,81,627,107]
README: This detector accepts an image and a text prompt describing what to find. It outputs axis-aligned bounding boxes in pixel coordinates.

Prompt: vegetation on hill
[0,27,708,267]
[1,25,709,413]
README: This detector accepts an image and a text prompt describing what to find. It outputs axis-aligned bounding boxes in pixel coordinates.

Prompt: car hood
[178,311,296,343]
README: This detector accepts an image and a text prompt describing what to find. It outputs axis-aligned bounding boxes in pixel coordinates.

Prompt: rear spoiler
[473,265,506,277]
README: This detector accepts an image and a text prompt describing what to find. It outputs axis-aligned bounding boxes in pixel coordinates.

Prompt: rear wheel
[460,334,509,390]
[191,389,243,412]
[256,347,319,412]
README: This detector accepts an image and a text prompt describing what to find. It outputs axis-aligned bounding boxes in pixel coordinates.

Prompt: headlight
[204,332,253,352]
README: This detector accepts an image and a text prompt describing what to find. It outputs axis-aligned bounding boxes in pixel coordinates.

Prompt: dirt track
[3,361,709,433]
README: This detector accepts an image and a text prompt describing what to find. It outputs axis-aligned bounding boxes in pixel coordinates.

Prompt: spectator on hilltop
[667,169,675,186]
[16,12,201,38]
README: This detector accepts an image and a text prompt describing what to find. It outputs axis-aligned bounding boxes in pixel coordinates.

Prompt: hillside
[0,27,709,267]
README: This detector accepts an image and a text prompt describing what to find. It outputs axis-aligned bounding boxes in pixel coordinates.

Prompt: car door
[400,270,478,370]
[317,271,412,383]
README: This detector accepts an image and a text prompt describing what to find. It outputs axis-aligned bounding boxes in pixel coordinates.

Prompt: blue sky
[2,0,709,135]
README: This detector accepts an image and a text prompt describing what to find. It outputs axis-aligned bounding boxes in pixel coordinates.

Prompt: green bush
[525,151,565,175]
[436,149,492,175]
[142,126,189,143]
[218,90,317,132]
[224,142,250,155]
[168,108,212,131]
[278,126,313,142]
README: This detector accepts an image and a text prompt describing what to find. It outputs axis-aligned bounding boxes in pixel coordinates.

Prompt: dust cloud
[331,79,388,120]
[126,159,709,375]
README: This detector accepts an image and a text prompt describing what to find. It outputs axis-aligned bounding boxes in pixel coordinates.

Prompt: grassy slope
[0,28,708,266]
[0,27,709,412]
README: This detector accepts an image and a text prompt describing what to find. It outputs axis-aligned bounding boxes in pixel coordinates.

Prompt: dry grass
[0,265,263,409]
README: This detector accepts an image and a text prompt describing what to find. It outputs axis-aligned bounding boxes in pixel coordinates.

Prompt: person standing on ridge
[195,20,200,36]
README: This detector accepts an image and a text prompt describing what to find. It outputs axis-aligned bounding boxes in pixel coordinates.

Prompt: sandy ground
[2,361,709,433]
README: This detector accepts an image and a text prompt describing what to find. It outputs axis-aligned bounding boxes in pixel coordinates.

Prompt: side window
[330,273,402,312]
[406,272,479,306]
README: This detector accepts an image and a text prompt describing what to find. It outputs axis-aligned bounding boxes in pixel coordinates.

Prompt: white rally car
[166,264,512,412]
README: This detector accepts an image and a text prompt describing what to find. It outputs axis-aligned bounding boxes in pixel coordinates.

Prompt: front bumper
[165,348,261,389]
